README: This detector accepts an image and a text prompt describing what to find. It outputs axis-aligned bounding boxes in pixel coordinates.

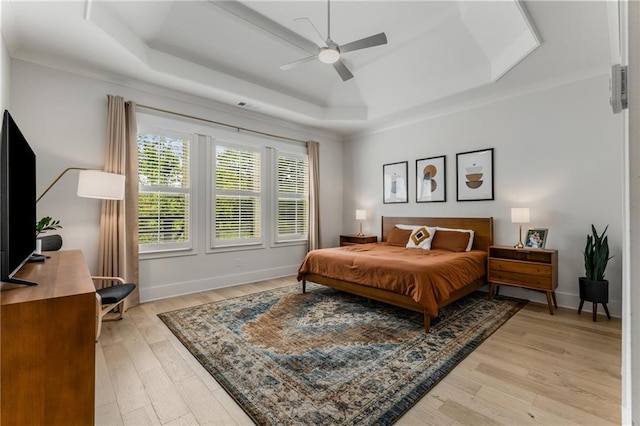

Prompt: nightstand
[487,245,558,315]
[340,235,378,246]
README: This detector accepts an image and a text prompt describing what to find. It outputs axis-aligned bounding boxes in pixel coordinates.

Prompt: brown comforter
[297,243,487,316]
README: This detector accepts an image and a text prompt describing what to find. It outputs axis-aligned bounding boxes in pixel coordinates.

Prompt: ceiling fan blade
[280,54,318,71]
[339,32,387,53]
[294,17,327,48]
[332,60,354,81]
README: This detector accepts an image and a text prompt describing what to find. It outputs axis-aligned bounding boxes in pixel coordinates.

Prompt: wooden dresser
[487,245,558,315]
[1,250,96,425]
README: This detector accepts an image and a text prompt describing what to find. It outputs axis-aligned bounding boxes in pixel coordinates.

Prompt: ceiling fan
[279,0,387,81]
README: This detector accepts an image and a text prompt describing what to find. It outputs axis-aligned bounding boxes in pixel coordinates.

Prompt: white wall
[344,75,624,315]
[0,31,9,111]
[9,59,343,301]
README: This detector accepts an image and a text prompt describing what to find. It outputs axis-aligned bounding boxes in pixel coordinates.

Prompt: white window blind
[276,152,308,242]
[213,144,262,246]
[138,132,192,252]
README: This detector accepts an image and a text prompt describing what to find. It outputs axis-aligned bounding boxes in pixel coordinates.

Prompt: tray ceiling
[1,1,613,137]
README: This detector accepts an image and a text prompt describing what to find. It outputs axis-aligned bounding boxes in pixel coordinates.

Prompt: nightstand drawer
[488,245,558,315]
[340,235,377,246]
[488,269,553,290]
[489,259,552,276]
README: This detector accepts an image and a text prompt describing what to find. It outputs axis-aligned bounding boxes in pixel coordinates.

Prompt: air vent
[236,101,259,110]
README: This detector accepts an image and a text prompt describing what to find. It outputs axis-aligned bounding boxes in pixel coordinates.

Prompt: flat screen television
[1,110,37,286]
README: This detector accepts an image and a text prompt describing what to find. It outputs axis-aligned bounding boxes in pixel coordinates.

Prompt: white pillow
[395,224,436,249]
[435,227,475,251]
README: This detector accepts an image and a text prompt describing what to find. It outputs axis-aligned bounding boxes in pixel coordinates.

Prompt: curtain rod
[134,103,308,145]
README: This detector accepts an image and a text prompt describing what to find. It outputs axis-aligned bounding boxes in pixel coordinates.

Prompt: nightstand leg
[545,292,554,315]
[489,283,495,300]
[551,292,558,309]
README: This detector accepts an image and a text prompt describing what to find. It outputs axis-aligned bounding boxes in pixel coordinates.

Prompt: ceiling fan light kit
[280,0,387,81]
[318,47,340,64]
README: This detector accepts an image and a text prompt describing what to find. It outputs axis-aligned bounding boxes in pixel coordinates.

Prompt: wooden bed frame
[300,216,494,332]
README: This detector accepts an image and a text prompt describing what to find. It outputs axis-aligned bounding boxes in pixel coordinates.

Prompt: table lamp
[355,209,367,237]
[511,207,530,249]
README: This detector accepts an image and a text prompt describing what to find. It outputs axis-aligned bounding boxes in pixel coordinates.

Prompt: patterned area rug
[158,283,527,425]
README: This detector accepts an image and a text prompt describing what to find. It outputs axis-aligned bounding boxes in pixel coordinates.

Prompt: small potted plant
[579,225,612,320]
[35,217,62,254]
[36,217,62,237]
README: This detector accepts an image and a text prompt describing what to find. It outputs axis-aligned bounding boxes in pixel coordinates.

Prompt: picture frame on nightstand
[524,228,548,249]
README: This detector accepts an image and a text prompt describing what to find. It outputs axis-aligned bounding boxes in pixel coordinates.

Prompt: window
[137,131,192,253]
[276,152,308,242]
[213,143,262,246]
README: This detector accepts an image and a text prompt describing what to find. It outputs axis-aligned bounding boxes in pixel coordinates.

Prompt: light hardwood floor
[96,276,621,425]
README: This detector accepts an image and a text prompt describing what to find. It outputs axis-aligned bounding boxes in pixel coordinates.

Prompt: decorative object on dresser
[456,148,494,201]
[488,245,558,315]
[525,227,548,249]
[511,207,530,248]
[416,155,446,202]
[578,225,612,321]
[340,234,377,246]
[355,209,367,236]
[158,283,527,426]
[383,161,408,203]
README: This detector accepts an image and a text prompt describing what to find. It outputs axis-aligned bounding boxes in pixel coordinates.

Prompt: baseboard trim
[141,273,622,318]
[139,264,300,302]
[493,285,621,318]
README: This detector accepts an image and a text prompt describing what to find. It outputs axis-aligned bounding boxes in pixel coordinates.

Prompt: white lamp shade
[511,207,530,224]
[77,170,125,200]
[355,209,367,220]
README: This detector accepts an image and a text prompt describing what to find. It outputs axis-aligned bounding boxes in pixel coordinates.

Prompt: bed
[297,216,494,331]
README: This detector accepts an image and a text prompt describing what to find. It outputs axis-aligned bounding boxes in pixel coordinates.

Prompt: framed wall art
[456,148,494,201]
[416,155,446,202]
[383,161,408,204]
[525,228,548,249]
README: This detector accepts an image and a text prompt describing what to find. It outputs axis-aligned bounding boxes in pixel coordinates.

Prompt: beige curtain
[97,95,139,307]
[307,141,320,251]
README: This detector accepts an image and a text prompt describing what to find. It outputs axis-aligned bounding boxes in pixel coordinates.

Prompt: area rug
[158,283,527,425]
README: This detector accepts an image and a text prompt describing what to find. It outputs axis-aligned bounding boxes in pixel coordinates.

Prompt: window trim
[208,139,267,250]
[272,150,309,245]
[137,125,197,257]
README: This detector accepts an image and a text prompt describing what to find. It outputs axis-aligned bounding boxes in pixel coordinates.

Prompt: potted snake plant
[579,225,612,315]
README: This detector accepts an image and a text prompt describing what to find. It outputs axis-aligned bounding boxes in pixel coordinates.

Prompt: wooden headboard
[381,216,494,252]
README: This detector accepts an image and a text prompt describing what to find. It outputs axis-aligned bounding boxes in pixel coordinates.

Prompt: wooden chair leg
[301,279,306,293]
[95,294,102,342]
